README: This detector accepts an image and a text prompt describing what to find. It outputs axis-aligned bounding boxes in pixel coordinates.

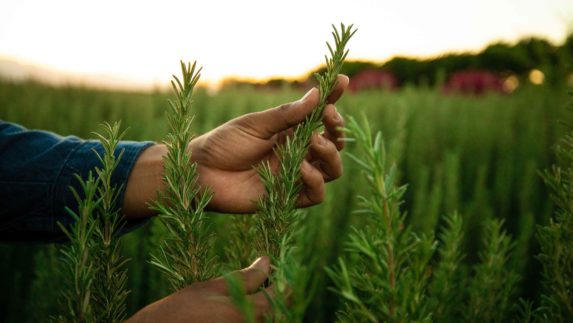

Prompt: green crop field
[0,78,571,322]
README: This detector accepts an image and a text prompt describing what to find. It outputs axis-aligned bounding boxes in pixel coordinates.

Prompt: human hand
[126,257,273,323]
[122,75,348,217]
[189,75,349,213]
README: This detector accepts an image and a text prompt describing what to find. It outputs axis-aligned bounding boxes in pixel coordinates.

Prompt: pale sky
[0,0,571,87]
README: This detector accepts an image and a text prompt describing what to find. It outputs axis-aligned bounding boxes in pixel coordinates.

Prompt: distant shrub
[442,69,505,95]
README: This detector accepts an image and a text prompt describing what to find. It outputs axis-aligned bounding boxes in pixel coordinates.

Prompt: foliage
[91,122,130,322]
[537,119,573,321]
[465,218,519,322]
[56,172,99,322]
[248,24,356,321]
[427,212,465,321]
[327,116,436,322]
[1,33,573,322]
[329,116,520,323]
[149,61,216,290]
[304,33,573,87]
[254,23,356,258]
[55,122,129,323]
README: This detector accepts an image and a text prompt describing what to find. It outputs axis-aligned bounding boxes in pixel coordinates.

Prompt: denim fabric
[0,121,154,242]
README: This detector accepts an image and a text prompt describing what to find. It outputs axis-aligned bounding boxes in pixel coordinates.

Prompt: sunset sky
[0,0,571,88]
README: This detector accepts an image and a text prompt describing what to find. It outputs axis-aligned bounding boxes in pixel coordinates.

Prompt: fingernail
[301,88,316,102]
[250,256,269,274]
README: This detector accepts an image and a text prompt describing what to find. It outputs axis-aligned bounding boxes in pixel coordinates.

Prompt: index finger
[326,74,349,104]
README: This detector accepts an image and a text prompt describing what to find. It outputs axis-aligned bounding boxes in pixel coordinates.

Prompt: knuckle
[326,140,339,156]
[237,112,258,127]
[276,102,297,126]
[277,102,292,114]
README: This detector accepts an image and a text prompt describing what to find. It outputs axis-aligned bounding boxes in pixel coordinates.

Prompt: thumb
[246,88,319,138]
[207,256,270,295]
[234,256,270,294]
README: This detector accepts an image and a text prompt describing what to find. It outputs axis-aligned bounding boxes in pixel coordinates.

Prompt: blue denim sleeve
[0,121,155,242]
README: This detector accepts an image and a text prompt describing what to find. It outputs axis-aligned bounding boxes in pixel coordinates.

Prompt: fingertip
[299,160,326,206]
[338,74,350,88]
[261,88,320,136]
[327,75,349,103]
[250,256,270,275]
[300,159,312,173]
[301,87,319,106]
[312,132,327,146]
[289,87,320,123]
[323,104,342,125]
[322,104,345,151]
[302,87,318,99]
[322,103,335,117]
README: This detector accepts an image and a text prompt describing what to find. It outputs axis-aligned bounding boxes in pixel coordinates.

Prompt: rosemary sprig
[255,23,356,258]
[57,122,129,323]
[150,61,216,290]
[91,122,130,323]
[57,172,99,323]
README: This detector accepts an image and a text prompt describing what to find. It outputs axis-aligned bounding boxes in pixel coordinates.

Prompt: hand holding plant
[127,257,273,323]
[188,76,348,214]
[123,76,348,216]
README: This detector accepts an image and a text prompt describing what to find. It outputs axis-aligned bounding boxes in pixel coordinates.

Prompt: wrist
[123,144,167,218]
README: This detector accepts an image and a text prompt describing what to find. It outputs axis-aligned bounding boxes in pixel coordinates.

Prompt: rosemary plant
[57,172,99,323]
[255,23,356,257]
[235,24,354,322]
[465,219,518,322]
[327,115,435,323]
[57,122,128,323]
[225,24,356,322]
[91,122,130,323]
[428,212,465,321]
[150,61,216,290]
[537,126,573,320]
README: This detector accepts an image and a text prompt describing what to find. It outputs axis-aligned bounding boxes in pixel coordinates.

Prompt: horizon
[1,0,572,90]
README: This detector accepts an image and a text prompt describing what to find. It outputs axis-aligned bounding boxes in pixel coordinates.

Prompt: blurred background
[1,0,573,321]
[1,0,572,90]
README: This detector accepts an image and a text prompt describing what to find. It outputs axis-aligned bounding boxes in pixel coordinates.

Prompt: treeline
[233,34,573,89]
[322,34,573,86]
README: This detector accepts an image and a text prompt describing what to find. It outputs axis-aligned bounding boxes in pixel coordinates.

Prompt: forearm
[123,144,167,218]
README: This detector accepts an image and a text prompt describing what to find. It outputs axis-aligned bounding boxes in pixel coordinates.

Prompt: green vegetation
[328,116,518,322]
[537,120,573,321]
[254,24,355,259]
[328,115,435,322]
[240,24,356,321]
[54,122,129,322]
[149,61,217,289]
[0,56,572,321]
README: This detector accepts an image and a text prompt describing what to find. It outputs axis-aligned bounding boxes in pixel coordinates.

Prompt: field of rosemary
[1,29,572,321]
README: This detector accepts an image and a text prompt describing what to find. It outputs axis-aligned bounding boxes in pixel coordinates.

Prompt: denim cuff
[0,120,154,242]
[52,139,155,240]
